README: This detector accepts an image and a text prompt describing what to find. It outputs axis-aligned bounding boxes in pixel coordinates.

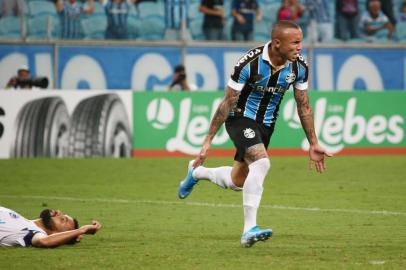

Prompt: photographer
[5,65,49,90]
[168,64,197,91]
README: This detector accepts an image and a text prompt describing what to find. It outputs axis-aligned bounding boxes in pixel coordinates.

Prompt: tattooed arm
[294,88,332,173]
[294,89,318,145]
[193,86,240,167]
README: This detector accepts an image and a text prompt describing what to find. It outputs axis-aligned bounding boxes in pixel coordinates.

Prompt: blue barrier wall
[312,48,406,91]
[0,43,405,91]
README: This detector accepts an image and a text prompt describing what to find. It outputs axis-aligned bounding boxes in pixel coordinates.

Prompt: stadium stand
[223,0,232,18]
[189,17,204,40]
[359,0,367,6]
[27,15,60,40]
[187,1,202,21]
[127,15,140,40]
[0,0,405,43]
[327,0,335,24]
[137,16,166,40]
[28,1,57,18]
[223,17,233,41]
[81,15,107,40]
[254,20,271,42]
[128,3,138,19]
[0,16,22,39]
[261,1,279,25]
[396,21,406,41]
[137,1,165,20]
[93,1,105,16]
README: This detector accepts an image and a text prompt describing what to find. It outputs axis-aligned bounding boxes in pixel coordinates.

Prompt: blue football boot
[240,226,273,247]
[178,160,198,199]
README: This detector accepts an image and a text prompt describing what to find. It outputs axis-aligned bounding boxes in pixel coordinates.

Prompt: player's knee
[254,158,271,173]
[231,173,246,188]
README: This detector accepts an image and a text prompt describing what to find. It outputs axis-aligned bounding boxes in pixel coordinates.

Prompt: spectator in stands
[360,0,395,41]
[199,0,225,40]
[366,0,397,26]
[231,0,262,41]
[164,0,187,39]
[277,0,304,23]
[303,0,333,43]
[336,0,359,41]
[168,64,197,91]
[56,0,95,39]
[1,0,27,17]
[104,0,130,39]
[399,1,406,22]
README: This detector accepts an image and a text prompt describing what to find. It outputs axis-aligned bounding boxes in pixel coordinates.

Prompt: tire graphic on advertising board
[11,97,70,158]
[68,94,132,158]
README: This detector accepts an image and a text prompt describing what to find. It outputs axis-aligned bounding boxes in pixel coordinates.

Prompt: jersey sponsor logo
[236,49,261,67]
[0,219,5,224]
[285,72,296,84]
[243,128,255,139]
[9,212,19,219]
[255,85,287,93]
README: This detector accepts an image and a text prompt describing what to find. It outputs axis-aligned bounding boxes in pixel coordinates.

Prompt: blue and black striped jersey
[105,1,130,30]
[227,42,309,127]
[59,2,83,39]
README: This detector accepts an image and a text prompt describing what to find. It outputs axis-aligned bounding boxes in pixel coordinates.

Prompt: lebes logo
[283,97,404,154]
[146,97,229,155]
[147,98,174,129]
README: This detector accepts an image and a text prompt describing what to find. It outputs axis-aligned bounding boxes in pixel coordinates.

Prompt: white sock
[193,166,242,191]
[242,158,270,233]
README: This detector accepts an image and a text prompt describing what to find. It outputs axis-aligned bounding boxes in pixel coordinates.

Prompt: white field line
[369,260,386,265]
[1,194,405,217]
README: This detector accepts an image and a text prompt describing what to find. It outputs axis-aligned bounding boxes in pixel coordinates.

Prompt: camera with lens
[177,71,186,82]
[15,77,49,89]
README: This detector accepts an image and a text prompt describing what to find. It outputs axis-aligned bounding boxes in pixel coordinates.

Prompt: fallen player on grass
[0,206,101,248]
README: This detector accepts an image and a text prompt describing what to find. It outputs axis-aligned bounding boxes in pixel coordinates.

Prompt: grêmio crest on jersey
[285,72,296,84]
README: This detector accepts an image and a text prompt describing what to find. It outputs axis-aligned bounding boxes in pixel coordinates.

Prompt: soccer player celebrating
[0,206,101,248]
[178,20,331,247]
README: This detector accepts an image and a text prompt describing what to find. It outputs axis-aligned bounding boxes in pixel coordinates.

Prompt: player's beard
[39,209,54,230]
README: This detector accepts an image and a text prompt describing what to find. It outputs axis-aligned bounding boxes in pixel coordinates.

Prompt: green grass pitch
[0,156,405,270]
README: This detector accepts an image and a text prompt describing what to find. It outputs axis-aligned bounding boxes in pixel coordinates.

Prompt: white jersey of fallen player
[0,206,47,247]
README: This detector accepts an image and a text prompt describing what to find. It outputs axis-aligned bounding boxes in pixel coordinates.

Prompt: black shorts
[225,116,275,162]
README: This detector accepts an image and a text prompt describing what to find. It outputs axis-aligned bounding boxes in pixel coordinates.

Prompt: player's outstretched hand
[309,144,333,173]
[80,220,102,235]
[75,235,83,242]
[193,140,211,168]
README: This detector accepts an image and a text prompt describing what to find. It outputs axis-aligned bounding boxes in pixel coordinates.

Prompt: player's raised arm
[293,88,332,173]
[193,86,240,168]
[32,220,102,248]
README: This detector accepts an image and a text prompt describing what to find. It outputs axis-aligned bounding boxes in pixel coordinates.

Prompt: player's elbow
[224,97,237,108]
[32,237,67,248]
[297,105,312,118]
[32,238,55,248]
